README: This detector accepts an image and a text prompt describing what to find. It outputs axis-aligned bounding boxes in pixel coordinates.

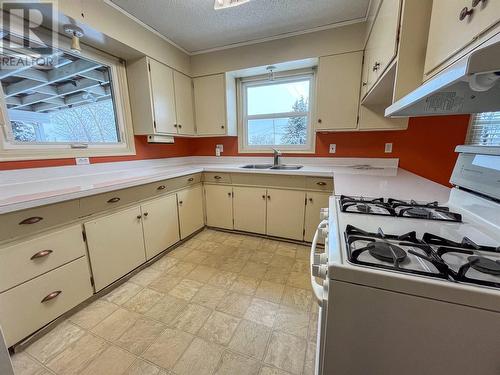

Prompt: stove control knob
[320,226,329,238]
[313,252,328,265]
[320,208,329,220]
[312,264,328,279]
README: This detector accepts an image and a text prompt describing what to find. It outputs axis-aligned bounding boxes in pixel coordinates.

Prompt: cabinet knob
[179,200,183,205]
[107,197,121,203]
[459,6,474,20]
[267,195,271,200]
[309,198,313,203]
[143,212,149,217]
[262,195,266,200]
[30,249,53,260]
[221,125,225,129]
[362,82,367,86]
[178,124,182,128]
[137,215,142,219]
[41,290,62,303]
[227,192,232,197]
[372,62,380,72]
[19,216,43,225]
[317,118,322,124]
[174,124,178,128]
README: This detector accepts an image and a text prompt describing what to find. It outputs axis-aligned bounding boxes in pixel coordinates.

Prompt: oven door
[310,220,329,375]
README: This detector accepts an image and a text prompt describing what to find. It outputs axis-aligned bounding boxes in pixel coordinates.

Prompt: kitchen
[0,0,499,374]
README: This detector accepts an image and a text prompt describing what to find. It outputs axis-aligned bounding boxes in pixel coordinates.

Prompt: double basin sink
[241,164,303,170]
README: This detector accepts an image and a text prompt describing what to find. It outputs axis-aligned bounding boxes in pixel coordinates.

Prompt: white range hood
[385,33,500,117]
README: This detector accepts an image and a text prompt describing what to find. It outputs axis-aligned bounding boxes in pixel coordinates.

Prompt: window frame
[237,69,316,153]
[0,34,135,161]
[466,112,500,148]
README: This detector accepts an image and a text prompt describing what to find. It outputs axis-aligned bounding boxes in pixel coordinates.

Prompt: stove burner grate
[404,207,432,218]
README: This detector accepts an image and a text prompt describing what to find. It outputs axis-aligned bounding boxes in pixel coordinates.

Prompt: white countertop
[0,156,450,214]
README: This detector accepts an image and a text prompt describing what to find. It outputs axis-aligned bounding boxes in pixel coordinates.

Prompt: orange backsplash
[0,115,469,187]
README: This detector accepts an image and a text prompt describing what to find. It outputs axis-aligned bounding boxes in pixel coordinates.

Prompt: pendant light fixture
[63,24,84,53]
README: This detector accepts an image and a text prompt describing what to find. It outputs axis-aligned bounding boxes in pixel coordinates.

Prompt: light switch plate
[75,157,90,165]
[329,144,336,154]
[384,143,393,153]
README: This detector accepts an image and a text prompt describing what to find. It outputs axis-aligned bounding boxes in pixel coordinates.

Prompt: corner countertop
[0,156,450,214]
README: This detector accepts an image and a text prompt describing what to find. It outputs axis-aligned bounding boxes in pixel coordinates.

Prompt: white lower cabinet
[85,206,146,291]
[233,186,267,234]
[266,189,306,241]
[0,257,93,346]
[204,184,233,230]
[141,194,180,260]
[177,185,205,239]
[304,192,330,243]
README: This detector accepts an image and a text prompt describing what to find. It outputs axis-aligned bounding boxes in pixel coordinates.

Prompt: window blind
[467,112,500,146]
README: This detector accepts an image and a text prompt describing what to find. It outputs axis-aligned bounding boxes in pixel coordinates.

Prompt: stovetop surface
[334,196,500,289]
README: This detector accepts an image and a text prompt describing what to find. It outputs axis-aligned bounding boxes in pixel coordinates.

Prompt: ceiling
[108,0,370,54]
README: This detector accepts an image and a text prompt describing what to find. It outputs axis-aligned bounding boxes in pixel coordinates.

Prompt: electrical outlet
[216,144,224,152]
[329,144,336,154]
[75,157,90,165]
[384,143,393,153]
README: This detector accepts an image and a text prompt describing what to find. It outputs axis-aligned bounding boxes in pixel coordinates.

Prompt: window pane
[248,116,308,146]
[467,112,500,146]
[247,79,309,115]
[1,42,120,144]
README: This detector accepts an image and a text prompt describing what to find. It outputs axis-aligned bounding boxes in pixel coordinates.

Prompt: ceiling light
[214,0,251,10]
[63,24,84,53]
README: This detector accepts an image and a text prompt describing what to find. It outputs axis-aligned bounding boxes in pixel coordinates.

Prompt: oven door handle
[310,220,328,307]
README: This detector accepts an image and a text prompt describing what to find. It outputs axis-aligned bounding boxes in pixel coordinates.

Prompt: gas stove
[340,195,462,222]
[345,224,500,288]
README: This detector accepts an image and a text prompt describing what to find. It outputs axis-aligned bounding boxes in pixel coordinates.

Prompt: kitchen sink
[269,165,303,170]
[240,164,273,169]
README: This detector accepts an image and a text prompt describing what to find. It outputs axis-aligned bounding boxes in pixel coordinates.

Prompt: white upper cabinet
[149,59,177,134]
[173,71,196,135]
[316,52,363,131]
[424,0,500,79]
[193,74,237,136]
[127,57,196,136]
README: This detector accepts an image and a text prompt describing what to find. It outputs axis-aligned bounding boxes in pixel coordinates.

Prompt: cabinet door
[204,184,233,230]
[173,71,196,135]
[177,185,204,239]
[141,194,180,260]
[316,52,362,131]
[193,74,226,135]
[233,187,267,235]
[304,192,330,244]
[84,206,146,291]
[149,59,177,134]
[424,0,500,76]
[368,0,400,79]
[266,189,306,241]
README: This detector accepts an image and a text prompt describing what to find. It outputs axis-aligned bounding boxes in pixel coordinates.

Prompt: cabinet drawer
[203,172,231,184]
[0,257,93,347]
[0,225,86,292]
[167,173,202,191]
[79,185,148,216]
[0,200,80,243]
[306,177,334,192]
[142,179,173,197]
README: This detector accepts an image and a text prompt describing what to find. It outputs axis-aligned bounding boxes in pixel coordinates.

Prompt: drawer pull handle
[188,178,194,182]
[31,250,53,260]
[316,182,327,186]
[107,197,121,203]
[157,185,166,190]
[459,6,473,20]
[19,216,43,225]
[41,290,62,303]
[214,175,222,180]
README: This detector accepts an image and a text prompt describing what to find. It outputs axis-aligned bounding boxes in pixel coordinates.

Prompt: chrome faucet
[273,148,281,166]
